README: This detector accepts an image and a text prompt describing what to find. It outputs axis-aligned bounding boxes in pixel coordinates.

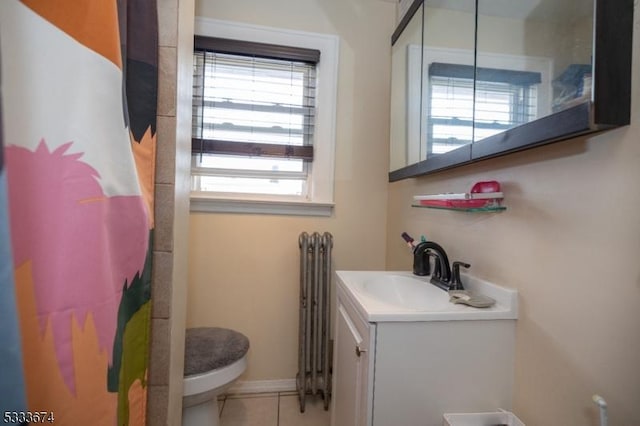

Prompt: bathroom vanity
[330,271,518,426]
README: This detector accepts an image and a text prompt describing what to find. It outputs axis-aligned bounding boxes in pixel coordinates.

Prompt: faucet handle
[450,261,471,291]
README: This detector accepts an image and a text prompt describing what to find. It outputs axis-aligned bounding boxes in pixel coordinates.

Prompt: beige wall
[386,18,640,426]
[188,0,394,381]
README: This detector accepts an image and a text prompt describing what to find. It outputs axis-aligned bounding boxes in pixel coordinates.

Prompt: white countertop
[336,270,518,322]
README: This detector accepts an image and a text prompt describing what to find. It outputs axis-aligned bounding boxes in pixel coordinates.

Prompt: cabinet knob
[355,345,367,357]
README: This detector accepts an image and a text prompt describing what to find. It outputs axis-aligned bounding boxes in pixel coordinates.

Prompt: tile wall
[147,0,194,424]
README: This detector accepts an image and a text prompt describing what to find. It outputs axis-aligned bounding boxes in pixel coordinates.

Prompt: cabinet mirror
[389,1,423,171]
[389,0,632,181]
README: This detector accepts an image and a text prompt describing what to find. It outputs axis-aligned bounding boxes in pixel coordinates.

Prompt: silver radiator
[297,231,333,412]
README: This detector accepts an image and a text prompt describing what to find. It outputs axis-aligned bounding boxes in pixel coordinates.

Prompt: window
[192,39,317,196]
[191,18,339,216]
[427,63,541,155]
[415,47,552,159]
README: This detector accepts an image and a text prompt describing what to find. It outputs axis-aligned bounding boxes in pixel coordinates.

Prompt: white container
[443,410,525,426]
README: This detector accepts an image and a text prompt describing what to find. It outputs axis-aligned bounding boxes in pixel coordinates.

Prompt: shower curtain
[0,0,158,424]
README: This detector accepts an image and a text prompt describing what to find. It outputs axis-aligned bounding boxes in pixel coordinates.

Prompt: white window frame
[191,18,339,216]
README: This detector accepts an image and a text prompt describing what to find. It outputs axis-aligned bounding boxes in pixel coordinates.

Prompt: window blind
[429,63,541,85]
[427,63,541,154]
[192,38,319,162]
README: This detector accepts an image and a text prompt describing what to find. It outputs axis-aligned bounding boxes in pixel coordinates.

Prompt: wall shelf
[412,181,506,212]
[411,204,506,213]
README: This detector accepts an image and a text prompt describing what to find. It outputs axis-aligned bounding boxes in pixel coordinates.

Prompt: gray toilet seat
[184,327,250,377]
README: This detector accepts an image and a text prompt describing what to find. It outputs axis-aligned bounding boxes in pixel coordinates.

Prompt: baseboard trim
[227,379,297,395]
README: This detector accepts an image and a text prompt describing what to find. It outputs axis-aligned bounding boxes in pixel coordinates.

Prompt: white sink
[336,270,518,322]
[361,274,449,310]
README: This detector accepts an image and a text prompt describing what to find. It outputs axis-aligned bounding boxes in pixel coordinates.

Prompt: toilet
[182,327,250,426]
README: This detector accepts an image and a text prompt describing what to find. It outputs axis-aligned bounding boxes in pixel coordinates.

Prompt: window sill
[190,193,334,217]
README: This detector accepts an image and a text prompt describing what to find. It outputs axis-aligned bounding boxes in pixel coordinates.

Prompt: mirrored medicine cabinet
[389,0,633,181]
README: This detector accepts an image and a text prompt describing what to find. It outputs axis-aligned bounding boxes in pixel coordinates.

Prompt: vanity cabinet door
[331,301,373,426]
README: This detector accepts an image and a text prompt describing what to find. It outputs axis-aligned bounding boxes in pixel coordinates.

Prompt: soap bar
[448,290,496,308]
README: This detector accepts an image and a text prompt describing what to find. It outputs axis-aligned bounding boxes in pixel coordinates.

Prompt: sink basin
[335,270,518,322]
[360,274,449,310]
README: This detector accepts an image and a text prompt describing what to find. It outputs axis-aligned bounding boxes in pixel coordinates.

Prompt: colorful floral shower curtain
[0,0,158,424]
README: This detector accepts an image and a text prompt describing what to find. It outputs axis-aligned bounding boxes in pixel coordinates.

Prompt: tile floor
[219,392,330,426]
